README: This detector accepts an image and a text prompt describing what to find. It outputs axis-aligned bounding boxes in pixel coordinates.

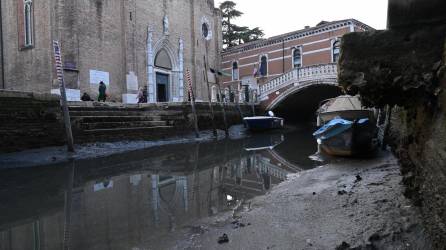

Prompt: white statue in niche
[163,15,169,35]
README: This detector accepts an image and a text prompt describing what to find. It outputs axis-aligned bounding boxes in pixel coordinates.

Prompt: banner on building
[90,70,110,85]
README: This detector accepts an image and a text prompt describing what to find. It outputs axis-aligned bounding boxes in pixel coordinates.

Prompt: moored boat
[313,118,378,157]
[243,112,284,131]
[316,95,376,126]
[313,95,378,157]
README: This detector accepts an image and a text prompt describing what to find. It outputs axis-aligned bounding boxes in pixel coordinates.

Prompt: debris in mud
[189,225,207,235]
[335,241,351,250]
[338,190,348,195]
[231,220,247,229]
[218,233,229,244]
[306,239,313,246]
[368,232,381,242]
[313,192,317,195]
[354,175,363,183]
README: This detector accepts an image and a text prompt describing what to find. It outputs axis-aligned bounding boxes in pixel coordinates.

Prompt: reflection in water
[0,126,320,250]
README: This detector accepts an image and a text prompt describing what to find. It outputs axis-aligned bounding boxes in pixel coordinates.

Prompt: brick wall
[0,90,255,153]
[1,0,222,102]
[220,20,369,85]
[0,90,66,153]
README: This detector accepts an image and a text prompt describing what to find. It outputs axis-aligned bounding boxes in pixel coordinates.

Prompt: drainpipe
[0,0,5,89]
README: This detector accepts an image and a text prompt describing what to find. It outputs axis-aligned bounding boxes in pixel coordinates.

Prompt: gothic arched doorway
[155,49,173,102]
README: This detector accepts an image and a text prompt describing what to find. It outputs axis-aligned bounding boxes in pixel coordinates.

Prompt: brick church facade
[219,19,373,102]
[0,0,222,103]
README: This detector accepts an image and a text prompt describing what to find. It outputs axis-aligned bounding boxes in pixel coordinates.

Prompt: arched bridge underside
[273,84,342,122]
[259,64,342,122]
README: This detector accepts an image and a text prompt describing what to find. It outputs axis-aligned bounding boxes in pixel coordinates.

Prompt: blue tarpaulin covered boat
[313,117,378,157]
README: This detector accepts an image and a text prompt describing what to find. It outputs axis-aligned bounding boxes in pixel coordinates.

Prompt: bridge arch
[266,81,339,111]
[258,63,342,122]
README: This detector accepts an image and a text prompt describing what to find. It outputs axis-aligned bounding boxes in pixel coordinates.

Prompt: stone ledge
[0,90,60,102]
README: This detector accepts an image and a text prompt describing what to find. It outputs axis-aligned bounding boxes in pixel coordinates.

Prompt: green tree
[219,1,264,48]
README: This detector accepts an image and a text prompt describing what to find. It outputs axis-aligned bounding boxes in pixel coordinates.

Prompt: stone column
[178,38,184,102]
[147,28,155,103]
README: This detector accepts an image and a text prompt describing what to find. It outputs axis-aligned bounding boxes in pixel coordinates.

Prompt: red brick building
[218,19,373,102]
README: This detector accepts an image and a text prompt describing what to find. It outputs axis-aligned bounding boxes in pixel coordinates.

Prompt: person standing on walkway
[98,81,107,102]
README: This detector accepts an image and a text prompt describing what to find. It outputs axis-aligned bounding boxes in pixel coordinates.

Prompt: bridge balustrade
[259,63,338,98]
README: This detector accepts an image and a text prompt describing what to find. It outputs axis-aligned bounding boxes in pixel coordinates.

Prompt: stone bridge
[259,63,338,110]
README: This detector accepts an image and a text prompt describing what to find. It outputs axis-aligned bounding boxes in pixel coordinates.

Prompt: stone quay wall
[0,90,256,153]
[338,0,446,247]
[0,90,66,153]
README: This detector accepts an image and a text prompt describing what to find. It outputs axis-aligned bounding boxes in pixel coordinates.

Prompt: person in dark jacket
[98,81,107,102]
[81,92,92,101]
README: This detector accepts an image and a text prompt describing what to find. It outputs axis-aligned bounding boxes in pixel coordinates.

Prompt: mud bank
[0,125,247,169]
[151,151,431,250]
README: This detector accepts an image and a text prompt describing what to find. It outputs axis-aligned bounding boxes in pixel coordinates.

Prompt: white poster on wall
[90,70,110,85]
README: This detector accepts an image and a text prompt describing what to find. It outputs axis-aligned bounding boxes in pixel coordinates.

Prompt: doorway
[156,72,169,102]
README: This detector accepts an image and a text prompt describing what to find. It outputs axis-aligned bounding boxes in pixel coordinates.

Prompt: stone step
[69,110,147,117]
[68,106,184,112]
[80,126,175,135]
[71,115,162,123]
[69,110,184,117]
[69,106,143,111]
[79,121,168,130]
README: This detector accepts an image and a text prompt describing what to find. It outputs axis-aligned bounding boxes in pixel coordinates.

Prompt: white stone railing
[259,63,338,97]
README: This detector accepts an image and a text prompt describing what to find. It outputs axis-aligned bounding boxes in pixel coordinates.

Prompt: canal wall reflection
[0,132,310,250]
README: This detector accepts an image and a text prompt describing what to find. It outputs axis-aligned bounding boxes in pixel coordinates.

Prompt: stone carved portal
[147,31,184,103]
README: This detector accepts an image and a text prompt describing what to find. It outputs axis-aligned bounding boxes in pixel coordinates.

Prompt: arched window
[155,49,172,70]
[202,23,209,39]
[332,40,341,63]
[259,55,268,76]
[232,61,239,81]
[292,47,302,68]
[24,0,33,47]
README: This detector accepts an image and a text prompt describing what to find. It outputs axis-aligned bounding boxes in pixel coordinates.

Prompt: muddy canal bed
[0,126,431,249]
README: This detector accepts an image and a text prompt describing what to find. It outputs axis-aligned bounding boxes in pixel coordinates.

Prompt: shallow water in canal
[0,125,322,250]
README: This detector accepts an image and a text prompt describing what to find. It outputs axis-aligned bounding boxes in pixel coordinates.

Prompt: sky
[219,0,388,37]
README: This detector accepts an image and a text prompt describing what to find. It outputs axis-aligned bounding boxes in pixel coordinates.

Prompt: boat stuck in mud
[313,95,379,157]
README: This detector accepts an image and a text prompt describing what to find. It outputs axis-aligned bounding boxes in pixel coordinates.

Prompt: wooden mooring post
[203,55,218,138]
[235,89,247,127]
[216,79,229,137]
[186,69,200,138]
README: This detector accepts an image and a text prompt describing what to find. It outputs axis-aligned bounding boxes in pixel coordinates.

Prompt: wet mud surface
[0,125,431,249]
[167,152,431,250]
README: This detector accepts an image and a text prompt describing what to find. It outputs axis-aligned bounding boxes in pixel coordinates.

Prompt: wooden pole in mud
[63,160,75,250]
[53,40,74,152]
[203,54,218,138]
[235,88,247,127]
[186,69,200,138]
[216,76,229,137]
[250,90,256,116]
